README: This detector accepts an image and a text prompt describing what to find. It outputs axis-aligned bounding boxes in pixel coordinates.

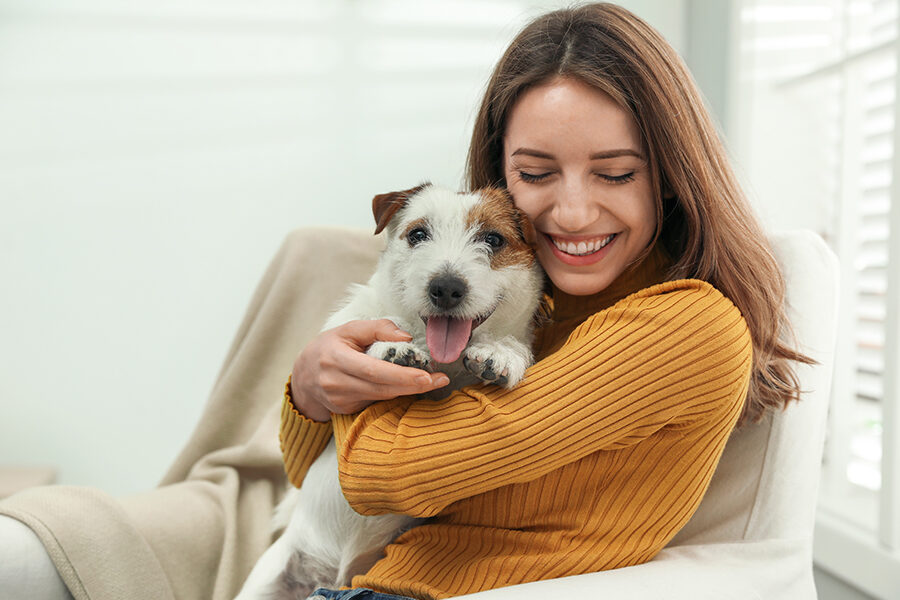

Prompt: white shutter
[741,0,891,493]
[740,0,900,594]
[848,43,893,490]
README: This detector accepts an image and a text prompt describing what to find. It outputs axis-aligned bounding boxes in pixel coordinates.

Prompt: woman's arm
[329,279,753,517]
[280,318,449,486]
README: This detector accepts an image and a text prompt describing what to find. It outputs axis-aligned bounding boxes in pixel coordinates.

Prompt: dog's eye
[484,232,506,251]
[407,227,429,245]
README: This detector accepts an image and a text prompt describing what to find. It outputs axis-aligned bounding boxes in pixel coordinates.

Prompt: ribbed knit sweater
[279,245,753,599]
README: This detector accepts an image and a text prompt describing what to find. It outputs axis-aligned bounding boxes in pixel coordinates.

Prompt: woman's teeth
[550,233,617,256]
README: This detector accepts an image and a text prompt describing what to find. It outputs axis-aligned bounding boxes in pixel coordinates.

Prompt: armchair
[0,228,837,600]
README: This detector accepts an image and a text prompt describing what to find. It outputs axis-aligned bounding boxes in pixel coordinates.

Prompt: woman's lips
[543,232,619,266]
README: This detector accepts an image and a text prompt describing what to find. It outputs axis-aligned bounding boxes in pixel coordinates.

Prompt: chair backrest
[670,229,840,547]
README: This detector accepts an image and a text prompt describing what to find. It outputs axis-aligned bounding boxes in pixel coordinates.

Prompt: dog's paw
[463,338,531,388]
[368,341,432,371]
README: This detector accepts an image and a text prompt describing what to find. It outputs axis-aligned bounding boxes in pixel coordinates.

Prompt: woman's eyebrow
[590,149,644,160]
[510,147,554,159]
[510,147,644,160]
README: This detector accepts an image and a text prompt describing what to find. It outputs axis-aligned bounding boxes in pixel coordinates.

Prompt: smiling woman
[467,2,815,426]
[503,76,657,296]
[276,3,815,599]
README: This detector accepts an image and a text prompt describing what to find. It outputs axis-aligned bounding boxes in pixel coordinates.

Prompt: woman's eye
[518,171,550,183]
[484,232,506,251]
[407,227,429,245]
[598,171,636,184]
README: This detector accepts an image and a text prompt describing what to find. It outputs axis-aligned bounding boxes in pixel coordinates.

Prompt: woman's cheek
[508,186,535,218]
[511,186,548,221]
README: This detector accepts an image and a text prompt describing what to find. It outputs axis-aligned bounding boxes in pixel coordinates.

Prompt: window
[736,0,900,596]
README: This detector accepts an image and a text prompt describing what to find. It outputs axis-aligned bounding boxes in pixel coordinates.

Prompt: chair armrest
[456,540,815,600]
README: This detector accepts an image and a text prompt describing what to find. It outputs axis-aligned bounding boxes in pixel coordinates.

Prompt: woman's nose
[552,181,600,231]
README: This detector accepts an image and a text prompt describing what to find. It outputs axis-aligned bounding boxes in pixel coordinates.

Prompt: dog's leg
[462,335,533,388]
[236,448,345,600]
[233,528,300,600]
[367,341,432,371]
[365,314,432,371]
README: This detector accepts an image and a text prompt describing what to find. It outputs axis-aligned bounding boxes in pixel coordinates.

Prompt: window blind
[743,0,894,492]
[740,0,900,595]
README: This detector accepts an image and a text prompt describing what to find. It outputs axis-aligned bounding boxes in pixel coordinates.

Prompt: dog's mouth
[422,310,493,364]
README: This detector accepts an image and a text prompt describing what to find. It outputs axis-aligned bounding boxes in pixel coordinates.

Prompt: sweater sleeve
[333,279,753,517]
[279,375,334,487]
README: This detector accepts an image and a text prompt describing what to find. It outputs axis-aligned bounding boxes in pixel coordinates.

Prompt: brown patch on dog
[465,187,537,269]
[401,217,429,243]
[372,182,431,235]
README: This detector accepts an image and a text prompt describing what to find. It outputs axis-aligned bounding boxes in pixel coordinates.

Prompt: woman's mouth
[544,232,619,266]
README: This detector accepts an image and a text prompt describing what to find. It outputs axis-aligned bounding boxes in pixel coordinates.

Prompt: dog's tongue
[426,316,473,364]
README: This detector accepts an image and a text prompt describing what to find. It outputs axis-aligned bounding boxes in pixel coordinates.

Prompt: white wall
[0,0,687,496]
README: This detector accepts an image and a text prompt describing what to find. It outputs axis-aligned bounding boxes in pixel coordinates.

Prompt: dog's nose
[428,275,468,310]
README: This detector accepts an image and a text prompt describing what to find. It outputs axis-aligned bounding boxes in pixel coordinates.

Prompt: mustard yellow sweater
[279,247,752,599]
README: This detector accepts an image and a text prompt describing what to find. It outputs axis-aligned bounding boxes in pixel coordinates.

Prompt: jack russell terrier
[236,183,546,599]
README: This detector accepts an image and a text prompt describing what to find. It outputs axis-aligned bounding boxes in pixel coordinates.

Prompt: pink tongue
[426,316,474,364]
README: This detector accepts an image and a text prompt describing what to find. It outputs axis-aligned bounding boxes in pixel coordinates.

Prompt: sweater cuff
[279,376,333,488]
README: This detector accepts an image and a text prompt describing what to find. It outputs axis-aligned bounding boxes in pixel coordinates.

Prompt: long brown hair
[466,2,814,426]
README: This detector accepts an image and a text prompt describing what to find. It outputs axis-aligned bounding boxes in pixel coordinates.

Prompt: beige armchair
[0,228,838,600]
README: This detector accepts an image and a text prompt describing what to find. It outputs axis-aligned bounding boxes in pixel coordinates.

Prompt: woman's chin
[547,271,618,297]
[538,248,620,296]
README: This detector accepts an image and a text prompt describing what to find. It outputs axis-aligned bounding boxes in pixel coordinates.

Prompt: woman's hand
[290,319,450,422]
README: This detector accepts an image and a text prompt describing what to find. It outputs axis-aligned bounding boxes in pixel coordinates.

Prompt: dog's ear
[372,183,431,235]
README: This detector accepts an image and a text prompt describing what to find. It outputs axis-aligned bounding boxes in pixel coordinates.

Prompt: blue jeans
[307,588,418,600]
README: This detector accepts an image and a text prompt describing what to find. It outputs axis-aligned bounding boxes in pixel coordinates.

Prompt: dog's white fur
[235,184,544,599]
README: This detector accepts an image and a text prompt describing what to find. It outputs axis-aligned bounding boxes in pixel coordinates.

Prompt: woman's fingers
[337,319,413,350]
[328,371,448,412]
[336,346,449,397]
[292,319,452,418]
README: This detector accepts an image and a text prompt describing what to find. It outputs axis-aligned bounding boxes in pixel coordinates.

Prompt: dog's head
[371,183,540,363]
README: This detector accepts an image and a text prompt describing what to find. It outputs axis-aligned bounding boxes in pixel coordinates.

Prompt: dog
[235,183,546,599]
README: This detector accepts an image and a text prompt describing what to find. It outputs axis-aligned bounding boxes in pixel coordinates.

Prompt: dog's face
[372,184,539,363]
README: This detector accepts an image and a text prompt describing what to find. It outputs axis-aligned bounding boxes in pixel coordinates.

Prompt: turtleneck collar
[547,242,673,322]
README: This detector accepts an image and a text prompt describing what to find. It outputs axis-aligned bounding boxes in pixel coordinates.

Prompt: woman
[283,3,811,600]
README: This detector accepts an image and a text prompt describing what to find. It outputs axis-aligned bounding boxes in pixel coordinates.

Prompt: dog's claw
[464,355,503,384]
[370,341,431,371]
[463,345,526,389]
[394,348,429,370]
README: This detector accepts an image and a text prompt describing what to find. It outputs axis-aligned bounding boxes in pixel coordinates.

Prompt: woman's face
[503,77,658,296]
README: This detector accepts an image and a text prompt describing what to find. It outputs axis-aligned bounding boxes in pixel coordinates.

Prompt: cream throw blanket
[0,228,383,600]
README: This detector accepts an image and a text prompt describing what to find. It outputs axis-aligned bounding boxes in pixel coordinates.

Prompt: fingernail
[395,329,413,339]
[434,375,450,387]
